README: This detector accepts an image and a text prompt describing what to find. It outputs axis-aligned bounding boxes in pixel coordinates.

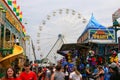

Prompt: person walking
[109,62,120,80]
[19,62,37,80]
[69,66,82,80]
[45,66,53,80]
[104,64,110,80]
[94,65,104,80]
[37,67,43,80]
[1,67,21,80]
[64,65,70,80]
[51,65,65,80]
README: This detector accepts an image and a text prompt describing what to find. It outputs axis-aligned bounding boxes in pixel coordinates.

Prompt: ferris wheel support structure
[42,34,64,63]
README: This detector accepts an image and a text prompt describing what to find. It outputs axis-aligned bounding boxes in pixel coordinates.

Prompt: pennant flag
[7,0,12,6]
[8,0,23,22]
[19,11,22,22]
[16,5,20,16]
[19,11,22,17]
[19,18,22,22]
[13,0,17,12]
[24,30,26,35]
[22,25,26,35]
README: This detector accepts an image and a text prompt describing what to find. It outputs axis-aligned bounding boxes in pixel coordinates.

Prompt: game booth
[77,15,119,65]
[58,15,119,69]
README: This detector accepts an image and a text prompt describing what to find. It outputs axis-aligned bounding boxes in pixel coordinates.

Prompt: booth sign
[89,29,115,43]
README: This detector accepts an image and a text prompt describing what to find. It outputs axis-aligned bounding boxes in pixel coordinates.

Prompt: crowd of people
[0,61,120,80]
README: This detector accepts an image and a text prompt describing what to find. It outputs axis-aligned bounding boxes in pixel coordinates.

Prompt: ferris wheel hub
[58,34,64,38]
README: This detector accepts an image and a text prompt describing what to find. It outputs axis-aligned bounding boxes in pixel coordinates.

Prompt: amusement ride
[36,8,87,64]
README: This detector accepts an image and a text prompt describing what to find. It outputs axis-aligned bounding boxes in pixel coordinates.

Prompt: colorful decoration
[98,57,103,64]
[110,56,118,63]
[110,50,118,63]
[7,0,12,6]
[16,5,20,16]
[67,53,72,63]
[87,50,97,66]
[22,25,26,35]
[88,50,95,56]
[6,0,23,22]
[19,11,22,22]
[13,0,17,12]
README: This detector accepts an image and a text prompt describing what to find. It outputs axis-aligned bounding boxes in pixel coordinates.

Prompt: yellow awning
[0,44,24,63]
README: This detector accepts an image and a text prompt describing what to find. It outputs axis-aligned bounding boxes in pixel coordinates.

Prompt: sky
[16,0,120,62]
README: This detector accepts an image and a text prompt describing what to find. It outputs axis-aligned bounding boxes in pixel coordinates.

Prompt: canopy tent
[57,43,90,56]
[84,14,106,31]
[77,14,115,43]
[78,14,108,40]
[59,43,90,51]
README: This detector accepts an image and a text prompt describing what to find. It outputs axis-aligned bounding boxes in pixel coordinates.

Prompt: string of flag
[22,25,26,36]
[7,0,23,22]
[6,0,26,35]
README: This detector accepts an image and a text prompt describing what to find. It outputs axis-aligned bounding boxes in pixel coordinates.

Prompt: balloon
[68,60,72,62]
[68,56,71,59]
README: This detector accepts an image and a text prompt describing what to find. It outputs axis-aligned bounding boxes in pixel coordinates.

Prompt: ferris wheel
[36,8,87,63]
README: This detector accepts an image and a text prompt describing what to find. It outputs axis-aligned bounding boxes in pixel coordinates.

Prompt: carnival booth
[58,43,90,64]
[57,15,119,76]
[0,1,26,77]
[57,43,90,73]
[77,15,118,65]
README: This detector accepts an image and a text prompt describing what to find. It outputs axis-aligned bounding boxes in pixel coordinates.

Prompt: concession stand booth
[58,15,118,68]
[77,15,118,64]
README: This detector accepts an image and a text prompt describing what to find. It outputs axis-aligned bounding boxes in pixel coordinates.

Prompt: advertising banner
[89,29,115,43]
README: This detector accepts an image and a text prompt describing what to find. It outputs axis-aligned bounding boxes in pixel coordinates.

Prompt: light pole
[112,19,120,43]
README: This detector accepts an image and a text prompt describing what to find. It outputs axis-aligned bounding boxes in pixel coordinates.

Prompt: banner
[89,29,115,43]
[89,29,115,40]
